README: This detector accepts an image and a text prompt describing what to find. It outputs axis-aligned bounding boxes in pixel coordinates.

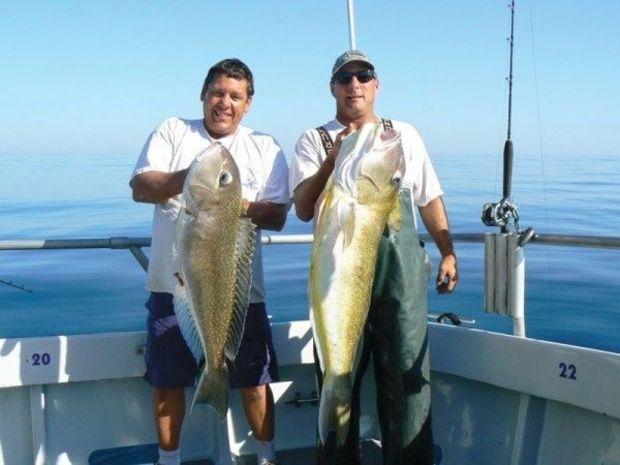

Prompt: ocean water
[1,152,619,353]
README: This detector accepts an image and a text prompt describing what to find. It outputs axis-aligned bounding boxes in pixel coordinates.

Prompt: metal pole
[347,0,356,49]
[1,233,619,251]
[510,236,526,338]
[128,246,149,272]
[508,232,528,465]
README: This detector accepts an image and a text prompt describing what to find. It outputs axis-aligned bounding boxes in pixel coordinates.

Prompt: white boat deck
[88,442,382,464]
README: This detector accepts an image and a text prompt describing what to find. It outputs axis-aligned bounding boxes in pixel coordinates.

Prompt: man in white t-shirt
[289,51,458,465]
[131,59,288,465]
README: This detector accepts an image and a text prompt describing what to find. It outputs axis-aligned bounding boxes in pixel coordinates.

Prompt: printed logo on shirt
[239,164,260,197]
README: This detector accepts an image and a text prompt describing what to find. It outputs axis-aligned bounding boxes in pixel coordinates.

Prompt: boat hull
[1,321,618,464]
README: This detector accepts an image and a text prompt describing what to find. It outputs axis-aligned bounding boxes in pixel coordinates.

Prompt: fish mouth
[357,173,380,190]
[186,183,216,203]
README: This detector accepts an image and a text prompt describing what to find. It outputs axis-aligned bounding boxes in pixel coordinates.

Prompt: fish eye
[391,176,402,186]
[219,171,232,186]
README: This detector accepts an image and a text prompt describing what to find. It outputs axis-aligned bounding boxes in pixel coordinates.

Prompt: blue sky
[1,1,618,158]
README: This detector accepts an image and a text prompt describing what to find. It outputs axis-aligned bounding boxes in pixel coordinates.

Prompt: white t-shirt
[289,119,443,219]
[132,117,289,302]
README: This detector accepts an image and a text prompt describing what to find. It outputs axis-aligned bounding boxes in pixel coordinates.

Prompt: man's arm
[418,196,458,293]
[130,169,189,204]
[243,200,287,231]
[132,169,286,229]
[292,125,354,222]
[292,158,335,222]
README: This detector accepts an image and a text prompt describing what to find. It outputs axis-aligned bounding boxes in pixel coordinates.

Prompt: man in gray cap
[289,50,458,465]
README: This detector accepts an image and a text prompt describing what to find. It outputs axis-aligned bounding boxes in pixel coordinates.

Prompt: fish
[173,142,255,419]
[310,122,406,446]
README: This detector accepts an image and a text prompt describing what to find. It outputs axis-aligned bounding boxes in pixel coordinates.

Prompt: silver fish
[174,142,255,419]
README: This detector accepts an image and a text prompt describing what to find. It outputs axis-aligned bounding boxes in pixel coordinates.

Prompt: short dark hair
[200,58,254,99]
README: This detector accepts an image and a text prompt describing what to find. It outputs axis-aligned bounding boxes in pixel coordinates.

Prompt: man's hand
[241,199,287,231]
[327,124,355,163]
[436,254,458,294]
[240,198,251,217]
[292,124,355,222]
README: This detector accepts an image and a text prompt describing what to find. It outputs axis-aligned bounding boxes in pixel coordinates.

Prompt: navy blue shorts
[144,292,279,389]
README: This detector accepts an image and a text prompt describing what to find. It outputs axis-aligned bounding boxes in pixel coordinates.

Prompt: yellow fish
[310,122,406,445]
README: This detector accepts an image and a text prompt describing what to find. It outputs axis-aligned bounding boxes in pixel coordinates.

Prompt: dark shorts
[144,292,279,389]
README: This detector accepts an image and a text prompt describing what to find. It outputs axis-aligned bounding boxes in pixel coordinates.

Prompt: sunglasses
[332,69,376,85]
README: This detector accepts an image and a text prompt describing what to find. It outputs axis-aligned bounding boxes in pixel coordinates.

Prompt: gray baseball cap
[331,50,375,77]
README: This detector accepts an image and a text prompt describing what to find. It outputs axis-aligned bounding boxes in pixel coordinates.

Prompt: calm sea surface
[1,152,619,353]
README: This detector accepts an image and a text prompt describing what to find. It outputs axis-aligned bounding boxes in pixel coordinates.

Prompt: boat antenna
[347,0,357,49]
[482,0,532,243]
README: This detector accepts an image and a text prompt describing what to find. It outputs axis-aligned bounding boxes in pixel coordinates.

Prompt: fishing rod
[482,0,532,243]
[504,0,515,204]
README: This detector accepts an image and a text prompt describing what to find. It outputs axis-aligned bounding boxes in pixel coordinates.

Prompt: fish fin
[171,210,188,276]
[314,176,334,233]
[387,198,402,232]
[167,196,185,211]
[172,283,204,364]
[338,201,356,250]
[224,217,256,360]
[191,364,229,421]
[318,374,353,447]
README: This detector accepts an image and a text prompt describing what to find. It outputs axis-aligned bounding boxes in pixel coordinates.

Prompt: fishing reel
[481,198,520,231]
[482,198,535,246]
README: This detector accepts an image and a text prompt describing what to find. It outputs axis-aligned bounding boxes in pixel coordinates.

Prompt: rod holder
[484,233,526,337]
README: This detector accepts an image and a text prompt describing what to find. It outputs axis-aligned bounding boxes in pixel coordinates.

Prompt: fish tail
[191,364,229,421]
[318,374,353,447]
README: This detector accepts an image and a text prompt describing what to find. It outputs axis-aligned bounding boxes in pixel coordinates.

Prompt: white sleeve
[257,137,290,204]
[414,154,443,207]
[131,118,177,179]
[403,124,443,207]
[289,130,323,196]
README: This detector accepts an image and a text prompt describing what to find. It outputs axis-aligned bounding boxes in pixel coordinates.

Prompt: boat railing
[1,232,619,269]
[1,232,618,333]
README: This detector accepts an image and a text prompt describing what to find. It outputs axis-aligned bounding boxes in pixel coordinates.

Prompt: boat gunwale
[1,232,619,251]
[1,321,619,422]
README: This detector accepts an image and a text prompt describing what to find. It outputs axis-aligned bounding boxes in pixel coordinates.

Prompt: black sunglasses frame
[332,69,376,85]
